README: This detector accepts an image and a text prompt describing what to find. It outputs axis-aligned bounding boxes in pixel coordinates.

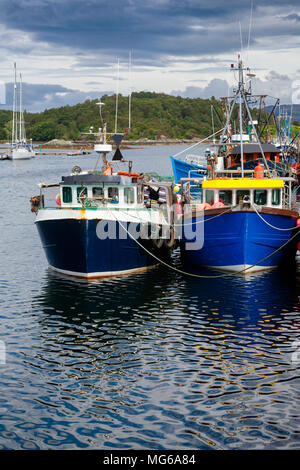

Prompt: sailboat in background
[9,63,35,160]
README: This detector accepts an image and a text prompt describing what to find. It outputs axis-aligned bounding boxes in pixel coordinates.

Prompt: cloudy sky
[0,0,299,111]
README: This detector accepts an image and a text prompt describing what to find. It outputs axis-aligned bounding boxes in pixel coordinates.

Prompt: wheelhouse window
[77,186,87,202]
[218,190,232,206]
[137,186,143,204]
[272,189,281,206]
[236,190,250,204]
[254,189,267,205]
[108,187,119,203]
[205,190,214,205]
[124,187,135,204]
[62,186,72,203]
[92,187,104,198]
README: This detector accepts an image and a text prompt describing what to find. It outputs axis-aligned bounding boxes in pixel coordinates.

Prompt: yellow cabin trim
[202,178,284,189]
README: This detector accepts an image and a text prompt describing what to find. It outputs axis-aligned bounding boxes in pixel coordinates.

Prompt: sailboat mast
[19,73,24,142]
[19,73,26,142]
[12,63,18,144]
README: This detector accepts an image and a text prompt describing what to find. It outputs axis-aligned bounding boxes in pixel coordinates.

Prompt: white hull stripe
[36,208,166,224]
[49,263,159,279]
[203,264,277,273]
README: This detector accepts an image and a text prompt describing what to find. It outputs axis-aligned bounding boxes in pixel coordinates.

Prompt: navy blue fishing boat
[31,109,175,279]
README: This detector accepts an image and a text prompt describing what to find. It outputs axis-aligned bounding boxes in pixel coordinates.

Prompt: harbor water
[0,145,300,449]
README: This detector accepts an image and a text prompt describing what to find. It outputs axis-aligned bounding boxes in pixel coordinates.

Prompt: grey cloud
[281,14,300,22]
[1,82,113,112]
[172,72,295,104]
[172,78,229,99]
[0,0,299,63]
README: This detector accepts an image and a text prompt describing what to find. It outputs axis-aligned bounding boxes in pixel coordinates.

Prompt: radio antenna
[247,0,254,63]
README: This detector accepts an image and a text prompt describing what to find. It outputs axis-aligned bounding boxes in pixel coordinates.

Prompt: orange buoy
[104,163,113,175]
[254,163,264,179]
[117,171,140,178]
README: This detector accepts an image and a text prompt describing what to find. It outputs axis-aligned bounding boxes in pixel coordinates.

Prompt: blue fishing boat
[31,105,175,279]
[171,154,207,184]
[33,172,173,278]
[176,57,299,273]
[180,177,299,272]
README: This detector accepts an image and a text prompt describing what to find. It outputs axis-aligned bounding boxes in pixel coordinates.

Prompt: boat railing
[188,168,206,179]
[282,177,294,209]
[185,154,207,166]
[38,183,60,209]
[215,169,255,177]
[179,176,296,210]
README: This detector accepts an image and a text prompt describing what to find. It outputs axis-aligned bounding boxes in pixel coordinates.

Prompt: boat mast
[211,105,215,144]
[12,63,18,144]
[228,57,270,176]
[237,57,245,177]
[128,51,132,131]
[93,101,113,173]
[115,58,119,134]
[19,73,25,143]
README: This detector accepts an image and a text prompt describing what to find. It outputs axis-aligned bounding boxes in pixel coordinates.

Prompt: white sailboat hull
[10,147,35,160]
[10,64,35,161]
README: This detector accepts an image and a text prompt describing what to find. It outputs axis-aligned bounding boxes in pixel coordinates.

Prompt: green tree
[32,122,56,141]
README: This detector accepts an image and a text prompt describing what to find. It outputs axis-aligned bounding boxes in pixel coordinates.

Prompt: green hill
[2,91,294,143]
[0,92,226,142]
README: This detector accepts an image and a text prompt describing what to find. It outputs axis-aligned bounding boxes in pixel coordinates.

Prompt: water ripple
[1,151,300,449]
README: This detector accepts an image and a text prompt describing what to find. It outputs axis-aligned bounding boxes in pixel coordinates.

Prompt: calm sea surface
[0,144,300,450]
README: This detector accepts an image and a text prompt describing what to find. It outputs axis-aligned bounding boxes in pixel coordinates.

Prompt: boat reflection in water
[30,261,300,449]
[36,259,300,334]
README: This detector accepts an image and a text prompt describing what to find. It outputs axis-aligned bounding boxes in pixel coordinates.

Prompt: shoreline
[0,138,214,153]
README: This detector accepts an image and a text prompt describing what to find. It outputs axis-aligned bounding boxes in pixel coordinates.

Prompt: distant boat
[66,147,90,156]
[171,154,207,184]
[9,63,35,160]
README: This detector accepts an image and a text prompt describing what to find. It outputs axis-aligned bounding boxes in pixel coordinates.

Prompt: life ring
[118,171,140,178]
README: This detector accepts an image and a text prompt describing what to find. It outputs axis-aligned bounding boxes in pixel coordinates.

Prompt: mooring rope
[117,207,232,227]
[251,203,300,231]
[108,210,300,279]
